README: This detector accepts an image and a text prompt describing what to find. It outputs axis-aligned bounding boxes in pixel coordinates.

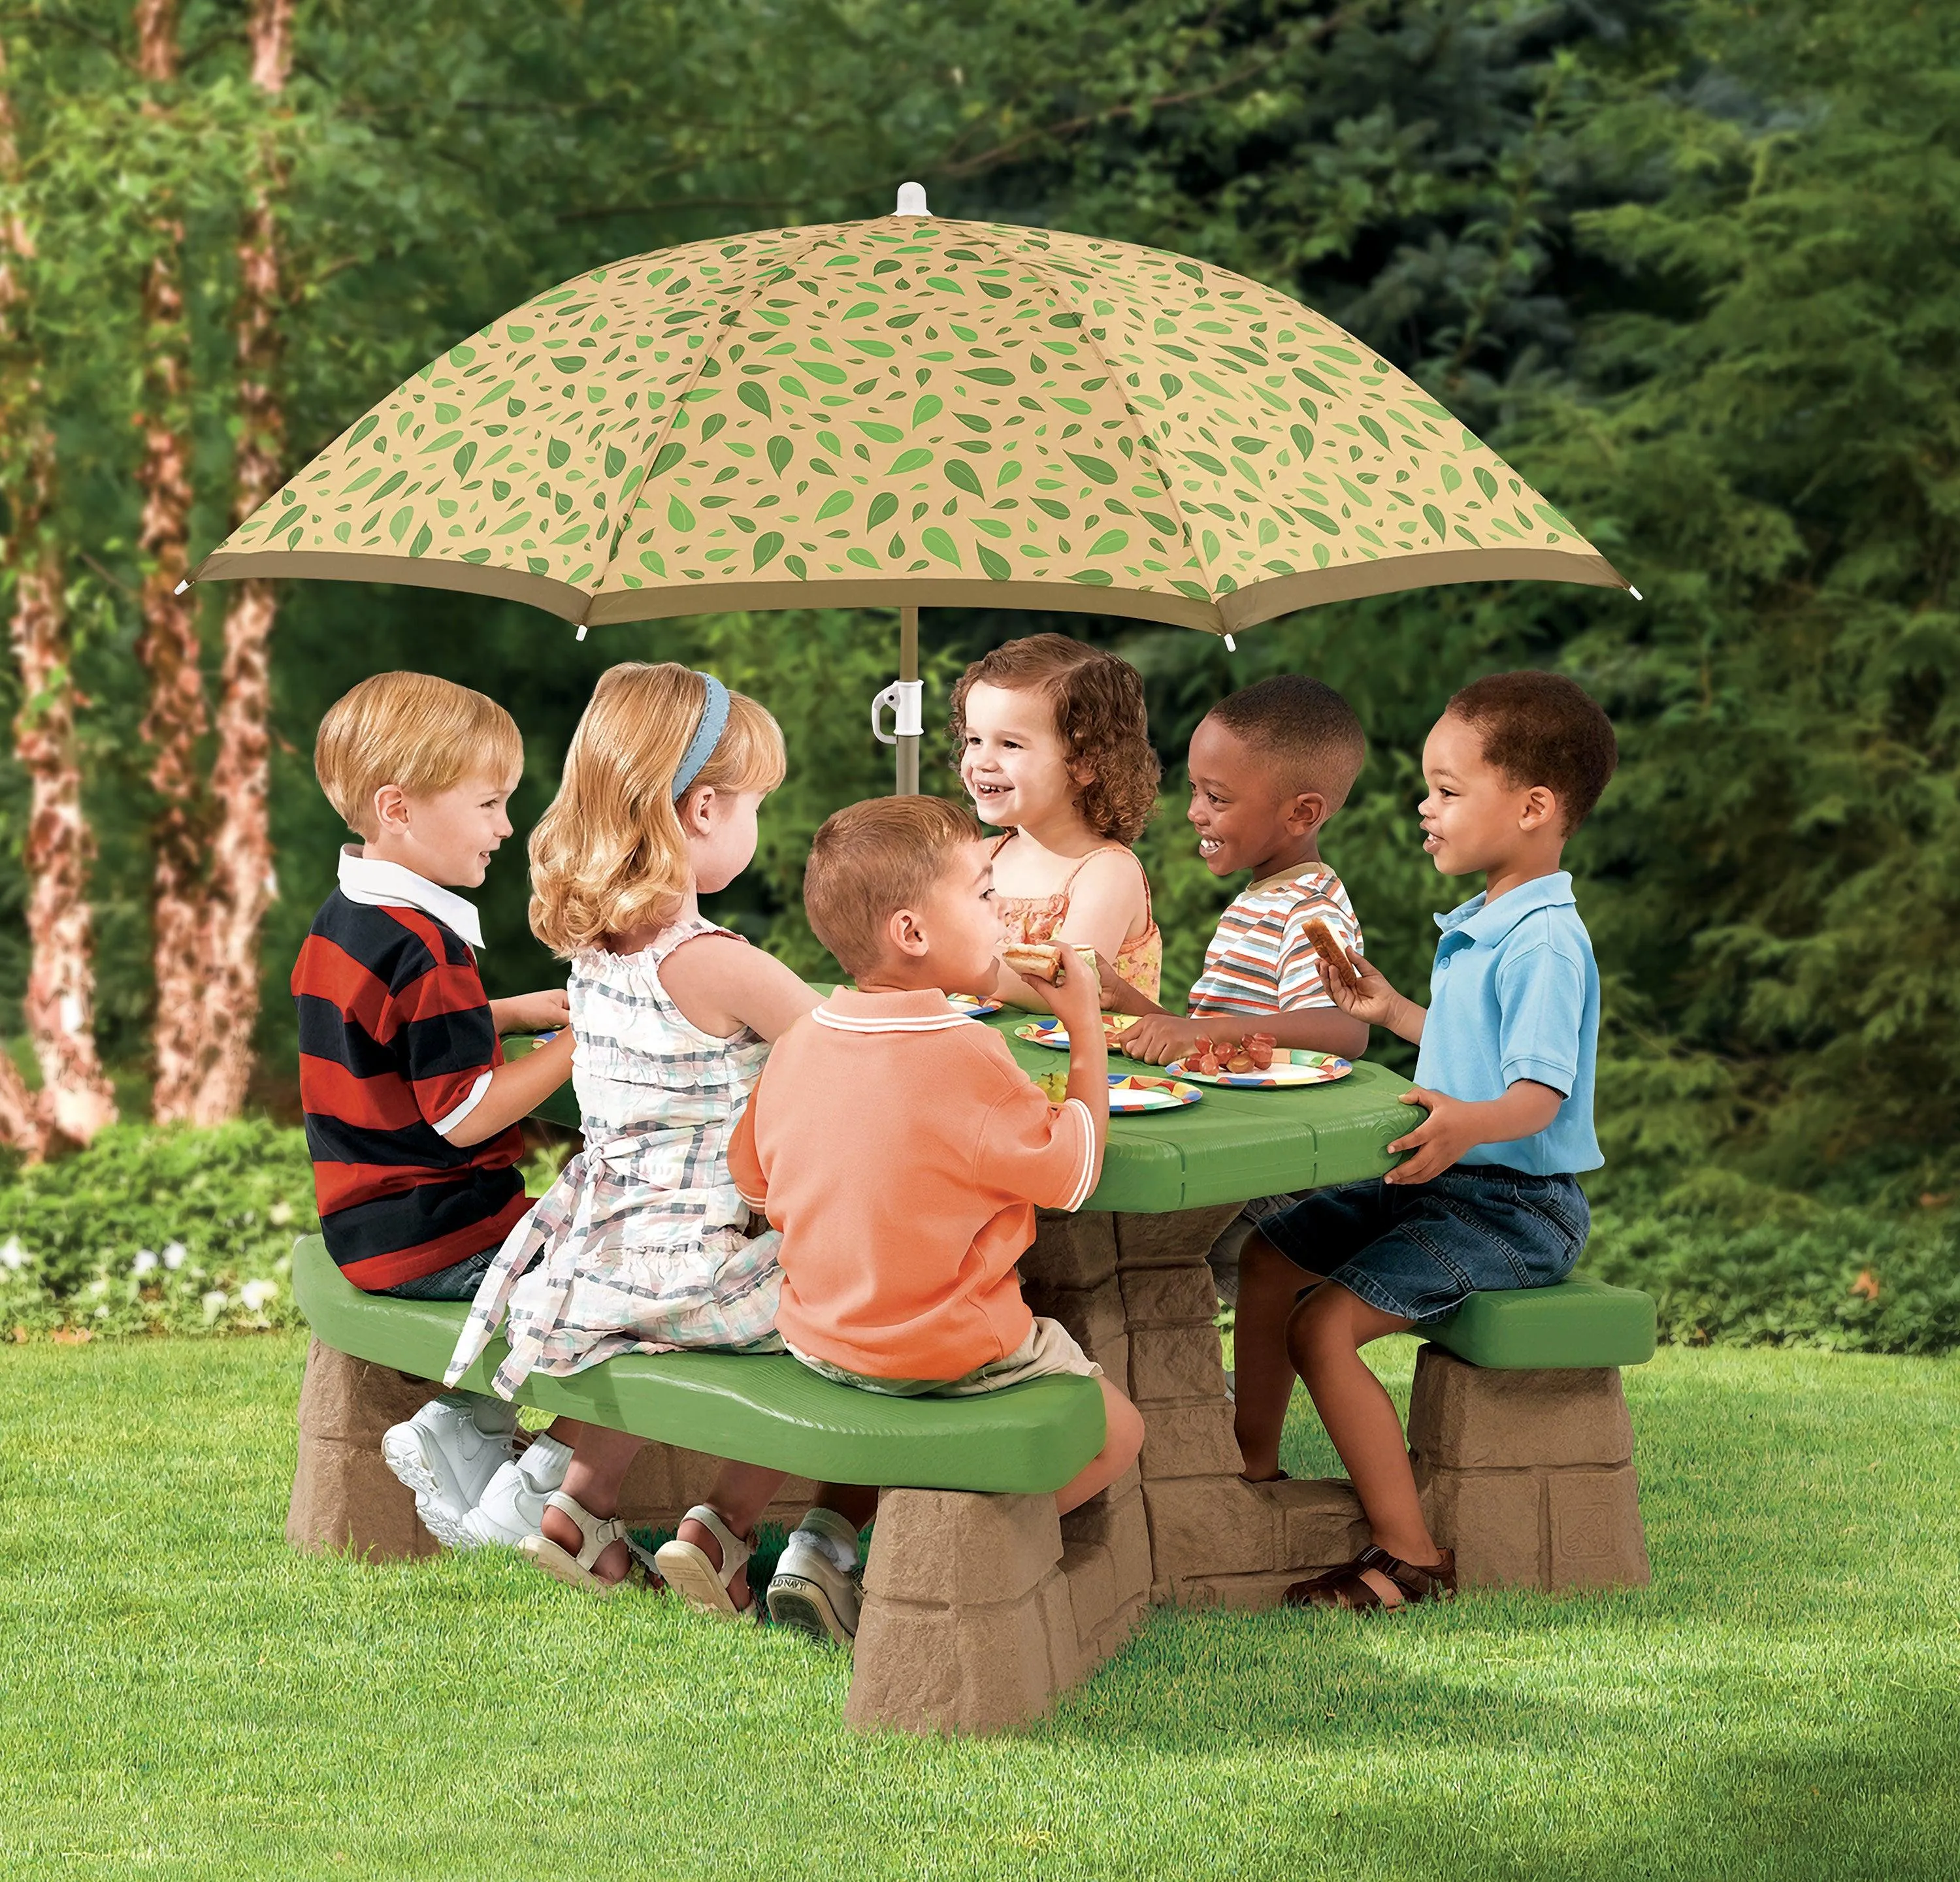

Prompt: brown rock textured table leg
[1017,1206,1373,1617]
[1017,1208,1652,1620]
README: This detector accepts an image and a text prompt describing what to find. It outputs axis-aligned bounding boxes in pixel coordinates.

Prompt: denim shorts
[1259,1165,1590,1324]
[383,1242,502,1302]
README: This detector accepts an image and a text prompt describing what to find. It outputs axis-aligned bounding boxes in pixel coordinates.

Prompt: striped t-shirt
[291,851,528,1291]
[1187,864,1364,1018]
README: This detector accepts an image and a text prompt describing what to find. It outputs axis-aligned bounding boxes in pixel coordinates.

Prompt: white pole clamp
[872,679,924,746]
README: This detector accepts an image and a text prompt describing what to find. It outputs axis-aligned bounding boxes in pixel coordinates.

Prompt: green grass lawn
[3,1336,1957,1881]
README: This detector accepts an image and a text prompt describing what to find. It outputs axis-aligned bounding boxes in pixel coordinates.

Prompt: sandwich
[1002,941,1066,984]
[1002,941,1098,986]
[1301,917,1357,987]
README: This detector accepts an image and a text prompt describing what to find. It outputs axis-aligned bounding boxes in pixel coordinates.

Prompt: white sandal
[517,1491,657,1596]
[655,1504,756,1618]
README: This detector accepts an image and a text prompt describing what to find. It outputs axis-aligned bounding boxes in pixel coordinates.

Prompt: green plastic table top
[1425,1273,1657,1370]
[291,1236,1103,1494]
[515,1010,1418,1214]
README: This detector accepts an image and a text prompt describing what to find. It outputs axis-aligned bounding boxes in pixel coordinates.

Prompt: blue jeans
[382,1242,501,1302]
[1260,1165,1589,1323]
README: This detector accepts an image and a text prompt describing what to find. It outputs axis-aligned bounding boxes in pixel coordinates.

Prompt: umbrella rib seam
[985,235,1215,622]
[597,221,836,623]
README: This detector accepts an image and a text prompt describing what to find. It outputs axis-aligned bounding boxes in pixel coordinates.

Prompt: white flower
[86,1277,108,1297]
[240,1279,276,1312]
[268,1201,295,1228]
[0,1237,25,1272]
[162,1242,187,1271]
[132,1249,159,1276]
[95,1304,109,1319]
[201,1289,228,1323]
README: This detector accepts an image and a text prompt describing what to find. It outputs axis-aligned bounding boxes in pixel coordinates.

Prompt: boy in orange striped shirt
[1107,675,1371,1067]
[1103,673,1372,1483]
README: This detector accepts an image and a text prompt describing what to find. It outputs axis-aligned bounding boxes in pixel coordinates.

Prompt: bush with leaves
[1586,1178,1960,1357]
[0,1120,567,1338]
[0,1121,316,1338]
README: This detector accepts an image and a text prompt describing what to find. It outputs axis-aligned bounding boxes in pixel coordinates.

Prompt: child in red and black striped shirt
[293,672,576,1545]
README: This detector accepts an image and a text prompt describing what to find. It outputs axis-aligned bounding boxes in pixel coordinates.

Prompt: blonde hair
[314,672,522,839]
[804,796,982,975]
[529,662,785,958]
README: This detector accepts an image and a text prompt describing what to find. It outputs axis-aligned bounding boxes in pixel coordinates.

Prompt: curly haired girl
[951,633,1163,1005]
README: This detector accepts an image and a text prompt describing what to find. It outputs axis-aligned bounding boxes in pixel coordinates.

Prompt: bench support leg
[1409,1345,1650,1589]
[287,1337,446,1560]
[846,1480,1149,1734]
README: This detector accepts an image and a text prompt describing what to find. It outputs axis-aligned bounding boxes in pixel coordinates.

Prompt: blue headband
[672,672,730,799]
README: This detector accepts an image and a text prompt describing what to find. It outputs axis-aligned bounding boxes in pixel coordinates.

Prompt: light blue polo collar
[1433,869,1575,947]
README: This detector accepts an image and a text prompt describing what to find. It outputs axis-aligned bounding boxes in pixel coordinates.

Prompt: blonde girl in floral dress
[446,663,875,1612]
[951,634,1164,1009]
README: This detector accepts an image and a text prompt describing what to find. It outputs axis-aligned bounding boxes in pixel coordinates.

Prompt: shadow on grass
[1040,1610,1960,1879]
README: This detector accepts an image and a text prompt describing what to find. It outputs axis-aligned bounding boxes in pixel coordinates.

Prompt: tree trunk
[189,0,294,1124]
[0,40,115,1154]
[133,0,209,1123]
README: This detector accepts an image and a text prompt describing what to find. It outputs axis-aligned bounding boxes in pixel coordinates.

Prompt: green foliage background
[4,0,1959,1342]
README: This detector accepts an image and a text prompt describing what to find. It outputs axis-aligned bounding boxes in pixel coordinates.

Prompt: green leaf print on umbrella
[193,197,1625,646]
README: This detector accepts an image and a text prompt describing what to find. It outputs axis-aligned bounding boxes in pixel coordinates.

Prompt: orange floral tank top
[990,833,1162,1004]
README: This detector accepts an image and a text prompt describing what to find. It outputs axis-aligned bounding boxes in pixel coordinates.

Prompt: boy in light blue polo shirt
[1239,671,1618,1615]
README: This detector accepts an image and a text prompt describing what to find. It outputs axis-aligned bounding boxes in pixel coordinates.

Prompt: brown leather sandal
[1284,1543,1456,1612]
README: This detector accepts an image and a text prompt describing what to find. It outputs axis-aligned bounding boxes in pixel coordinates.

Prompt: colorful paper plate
[1164,1049,1354,1089]
[1014,1015,1140,1051]
[946,994,1004,1019]
[1031,1070,1203,1112]
[1109,1074,1202,1112]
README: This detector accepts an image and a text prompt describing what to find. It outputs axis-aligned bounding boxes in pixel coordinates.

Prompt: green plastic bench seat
[1424,1273,1656,1371]
[291,1237,1103,1495]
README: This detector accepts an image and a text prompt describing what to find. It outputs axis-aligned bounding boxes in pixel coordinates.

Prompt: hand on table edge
[1382,1079,1564,1186]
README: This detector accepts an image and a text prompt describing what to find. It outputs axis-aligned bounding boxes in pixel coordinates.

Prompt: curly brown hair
[947,634,1160,844]
[1447,671,1618,834]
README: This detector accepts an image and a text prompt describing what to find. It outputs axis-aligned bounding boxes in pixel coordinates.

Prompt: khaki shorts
[789,1316,1101,1398]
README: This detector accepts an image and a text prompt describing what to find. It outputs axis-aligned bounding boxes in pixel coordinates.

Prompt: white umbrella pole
[871,605,924,796]
[897,606,920,795]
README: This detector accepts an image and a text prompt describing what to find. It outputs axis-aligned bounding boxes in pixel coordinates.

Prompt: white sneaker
[453,1433,574,1549]
[382,1393,519,1548]
[766,1509,864,1647]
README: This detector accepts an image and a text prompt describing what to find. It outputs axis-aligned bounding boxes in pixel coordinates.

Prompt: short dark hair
[804,795,982,975]
[1205,674,1367,809]
[1446,672,1618,832]
[948,634,1160,843]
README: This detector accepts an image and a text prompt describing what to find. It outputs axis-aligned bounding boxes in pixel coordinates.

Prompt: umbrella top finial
[894,180,930,216]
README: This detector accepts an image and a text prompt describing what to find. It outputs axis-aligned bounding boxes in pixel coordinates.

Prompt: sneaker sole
[766,1572,856,1649]
[453,1508,536,1550]
[380,1426,470,1549]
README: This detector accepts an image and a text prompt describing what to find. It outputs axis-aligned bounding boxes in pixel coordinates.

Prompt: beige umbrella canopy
[195,197,1625,632]
[192,190,1627,788]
